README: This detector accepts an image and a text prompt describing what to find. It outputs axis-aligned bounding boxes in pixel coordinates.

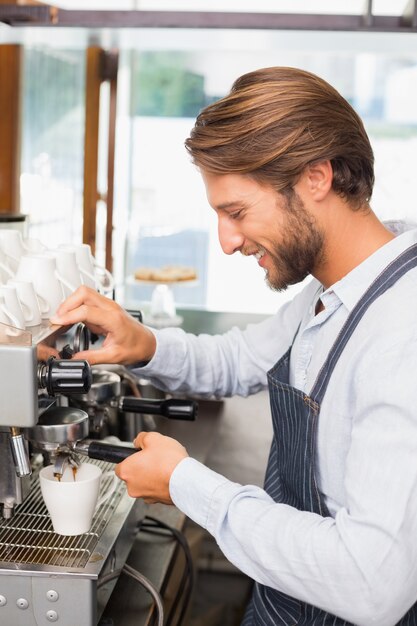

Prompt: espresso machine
[0,320,197,625]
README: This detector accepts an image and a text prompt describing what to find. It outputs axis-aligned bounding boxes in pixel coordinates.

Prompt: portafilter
[27,389,198,479]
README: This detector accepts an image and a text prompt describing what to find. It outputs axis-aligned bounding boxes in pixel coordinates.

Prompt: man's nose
[218,216,244,255]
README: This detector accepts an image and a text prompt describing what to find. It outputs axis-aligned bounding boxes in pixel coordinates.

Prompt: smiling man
[52,67,417,625]
[202,170,326,291]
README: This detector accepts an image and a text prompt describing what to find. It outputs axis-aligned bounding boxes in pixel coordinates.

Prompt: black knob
[38,357,92,396]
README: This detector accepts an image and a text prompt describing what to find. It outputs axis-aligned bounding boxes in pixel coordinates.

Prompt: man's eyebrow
[215,201,242,211]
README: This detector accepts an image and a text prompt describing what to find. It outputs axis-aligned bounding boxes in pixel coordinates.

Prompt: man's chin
[265,273,289,293]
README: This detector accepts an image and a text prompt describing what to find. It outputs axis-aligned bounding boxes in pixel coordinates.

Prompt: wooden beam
[0,2,56,25]
[0,1,46,5]
[0,44,22,214]
[83,46,102,257]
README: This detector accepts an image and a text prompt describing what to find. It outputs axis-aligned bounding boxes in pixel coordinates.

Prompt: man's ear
[304,160,333,201]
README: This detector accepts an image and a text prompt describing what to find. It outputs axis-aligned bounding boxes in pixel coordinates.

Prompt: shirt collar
[322,226,417,313]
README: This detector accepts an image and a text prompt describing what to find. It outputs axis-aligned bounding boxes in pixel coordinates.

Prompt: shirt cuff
[169,457,230,529]
[130,327,186,376]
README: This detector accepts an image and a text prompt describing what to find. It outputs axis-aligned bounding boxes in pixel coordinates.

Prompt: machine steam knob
[38,357,92,395]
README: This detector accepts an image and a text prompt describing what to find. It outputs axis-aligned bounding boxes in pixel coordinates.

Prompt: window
[120,30,417,313]
[16,27,417,314]
[21,47,85,246]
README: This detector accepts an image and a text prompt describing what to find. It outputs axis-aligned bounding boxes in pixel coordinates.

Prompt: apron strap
[310,243,417,405]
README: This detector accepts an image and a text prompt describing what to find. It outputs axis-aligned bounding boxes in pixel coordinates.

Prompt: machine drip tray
[0,459,143,625]
[0,459,123,569]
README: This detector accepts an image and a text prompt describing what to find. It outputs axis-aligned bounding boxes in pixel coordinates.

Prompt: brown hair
[185,67,374,208]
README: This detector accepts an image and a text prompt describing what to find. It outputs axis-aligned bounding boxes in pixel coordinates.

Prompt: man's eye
[229,210,242,220]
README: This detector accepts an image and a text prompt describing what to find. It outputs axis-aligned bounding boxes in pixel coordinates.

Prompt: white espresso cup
[15,254,73,319]
[0,285,25,329]
[0,229,29,273]
[0,248,14,283]
[59,243,114,293]
[7,279,42,326]
[39,462,118,536]
[24,237,47,253]
[48,249,83,298]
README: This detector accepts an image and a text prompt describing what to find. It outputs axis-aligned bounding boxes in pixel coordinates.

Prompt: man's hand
[115,432,189,505]
[50,286,156,366]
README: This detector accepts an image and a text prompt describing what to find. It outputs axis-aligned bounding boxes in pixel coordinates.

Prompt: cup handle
[0,261,14,279]
[94,265,114,292]
[1,304,21,329]
[4,250,19,264]
[55,270,77,295]
[80,267,98,289]
[36,292,50,315]
[20,300,34,322]
[95,471,118,511]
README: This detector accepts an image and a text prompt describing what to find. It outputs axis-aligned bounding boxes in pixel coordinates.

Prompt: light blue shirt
[136,226,417,626]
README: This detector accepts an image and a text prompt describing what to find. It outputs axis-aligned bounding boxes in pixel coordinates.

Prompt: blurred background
[2,0,416,318]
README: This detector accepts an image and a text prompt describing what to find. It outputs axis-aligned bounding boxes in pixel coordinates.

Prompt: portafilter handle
[73,439,137,463]
[119,397,198,421]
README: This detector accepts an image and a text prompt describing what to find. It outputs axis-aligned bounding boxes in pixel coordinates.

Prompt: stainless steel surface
[80,369,121,404]
[0,324,77,516]
[0,460,122,569]
[73,440,90,456]
[73,322,90,354]
[0,328,37,428]
[0,321,70,428]
[0,459,145,626]
[0,429,30,518]
[26,406,89,446]
[52,450,80,479]
[9,429,32,477]
[0,320,146,623]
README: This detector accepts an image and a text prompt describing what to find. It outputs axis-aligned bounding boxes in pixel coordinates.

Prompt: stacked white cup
[0,229,114,330]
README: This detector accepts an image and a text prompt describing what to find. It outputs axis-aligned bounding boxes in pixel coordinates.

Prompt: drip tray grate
[0,460,124,569]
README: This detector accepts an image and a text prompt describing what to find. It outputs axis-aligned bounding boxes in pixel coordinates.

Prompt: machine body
[0,319,197,625]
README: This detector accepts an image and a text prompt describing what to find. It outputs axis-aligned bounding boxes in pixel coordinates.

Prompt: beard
[264,190,325,292]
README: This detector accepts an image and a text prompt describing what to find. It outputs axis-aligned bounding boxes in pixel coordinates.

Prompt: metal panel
[0,343,38,427]
[0,462,122,569]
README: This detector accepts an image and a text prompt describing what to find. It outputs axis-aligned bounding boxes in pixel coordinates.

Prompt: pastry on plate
[134,265,197,282]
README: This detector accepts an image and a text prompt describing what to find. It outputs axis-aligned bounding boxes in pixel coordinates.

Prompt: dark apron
[242,244,417,625]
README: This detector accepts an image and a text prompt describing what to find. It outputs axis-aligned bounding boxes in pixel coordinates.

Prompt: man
[51,67,417,625]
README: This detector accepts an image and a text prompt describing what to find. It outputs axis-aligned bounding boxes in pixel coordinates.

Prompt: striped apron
[242,244,417,625]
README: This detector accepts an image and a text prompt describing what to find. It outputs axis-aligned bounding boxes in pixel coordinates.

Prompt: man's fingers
[54,286,114,317]
[51,303,111,329]
[134,431,154,449]
[72,346,120,365]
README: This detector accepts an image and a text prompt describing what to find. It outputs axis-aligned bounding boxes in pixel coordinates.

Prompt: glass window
[15,27,417,316]
[121,33,417,314]
[20,47,85,246]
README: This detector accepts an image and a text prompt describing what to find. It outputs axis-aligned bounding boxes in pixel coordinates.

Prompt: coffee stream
[53,466,78,482]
